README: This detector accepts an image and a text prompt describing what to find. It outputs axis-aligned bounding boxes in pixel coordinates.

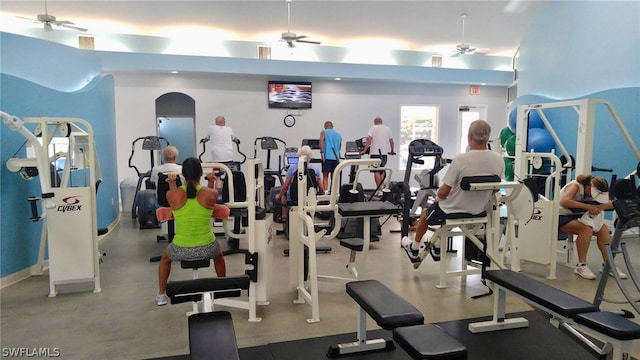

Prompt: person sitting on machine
[156,157,226,306]
[559,174,627,280]
[401,120,504,264]
[150,145,183,188]
[275,145,325,222]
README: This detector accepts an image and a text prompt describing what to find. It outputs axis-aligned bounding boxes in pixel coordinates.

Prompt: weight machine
[513,99,640,278]
[2,112,102,297]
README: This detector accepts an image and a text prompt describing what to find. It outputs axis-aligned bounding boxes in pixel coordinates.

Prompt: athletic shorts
[167,240,220,261]
[424,202,448,223]
[370,154,387,173]
[322,159,339,174]
[558,214,582,228]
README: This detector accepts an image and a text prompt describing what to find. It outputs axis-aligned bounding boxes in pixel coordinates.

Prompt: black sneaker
[430,246,441,261]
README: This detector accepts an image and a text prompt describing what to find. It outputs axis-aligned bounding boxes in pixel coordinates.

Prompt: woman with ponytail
[156,157,226,306]
[559,174,626,280]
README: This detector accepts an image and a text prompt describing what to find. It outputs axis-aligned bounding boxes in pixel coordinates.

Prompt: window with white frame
[399,105,439,170]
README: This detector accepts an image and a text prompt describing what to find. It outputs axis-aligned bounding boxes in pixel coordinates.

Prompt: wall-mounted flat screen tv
[268,81,312,109]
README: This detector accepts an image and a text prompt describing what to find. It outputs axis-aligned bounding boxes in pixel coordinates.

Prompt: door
[156,92,196,164]
[157,116,196,162]
[458,105,488,153]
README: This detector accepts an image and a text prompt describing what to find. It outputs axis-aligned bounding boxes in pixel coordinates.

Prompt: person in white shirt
[402,120,504,266]
[361,117,395,192]
[150,146,182,185]
[203,115,239,164]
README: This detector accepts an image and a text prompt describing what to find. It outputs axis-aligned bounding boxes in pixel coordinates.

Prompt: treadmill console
[409,139,443,156]
[344,141,361,159]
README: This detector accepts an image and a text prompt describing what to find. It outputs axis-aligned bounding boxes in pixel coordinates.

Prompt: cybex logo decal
[57,196,83,212]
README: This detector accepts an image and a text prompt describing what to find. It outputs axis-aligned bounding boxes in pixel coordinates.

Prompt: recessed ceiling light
[334,77,341,81]
[170,71,179,74]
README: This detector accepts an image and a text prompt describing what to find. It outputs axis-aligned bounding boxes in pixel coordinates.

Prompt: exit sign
[470,86,480,95]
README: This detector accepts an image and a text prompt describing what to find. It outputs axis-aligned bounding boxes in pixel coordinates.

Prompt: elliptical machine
[128,136,169,227]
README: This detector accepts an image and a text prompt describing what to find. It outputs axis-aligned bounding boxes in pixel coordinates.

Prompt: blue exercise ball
[528,110,545,128]
[527,128,555,153]
[508,109,517,132]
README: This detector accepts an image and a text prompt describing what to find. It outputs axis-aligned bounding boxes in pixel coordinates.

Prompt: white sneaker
[401,236,420,263]
[600,264,628,279]
[574,264,597,280]
[156,293,169,306]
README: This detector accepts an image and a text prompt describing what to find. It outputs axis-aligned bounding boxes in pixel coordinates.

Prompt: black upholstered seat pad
[189,311,240,360]
[338,201,398,217]
[485,270,598,317]
[346,280,424,330]
[166,275,250,304]
[574,311,640,340]
[393,324,467,360]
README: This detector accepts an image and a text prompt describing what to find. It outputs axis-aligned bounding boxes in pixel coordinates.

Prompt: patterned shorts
[167,241,220,261]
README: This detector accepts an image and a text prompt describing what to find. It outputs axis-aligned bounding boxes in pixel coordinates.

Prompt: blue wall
[512,1,639,178]
[1,34,119,277]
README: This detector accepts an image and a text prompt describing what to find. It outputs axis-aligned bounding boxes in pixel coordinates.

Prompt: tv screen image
[268,81,312,109]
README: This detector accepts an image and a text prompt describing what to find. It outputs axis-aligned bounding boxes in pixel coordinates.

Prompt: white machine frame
[288,157,385,323]
[2,114,102,297]
[201,159,274,322]
[513,99,640,276]
[424,180,533,289]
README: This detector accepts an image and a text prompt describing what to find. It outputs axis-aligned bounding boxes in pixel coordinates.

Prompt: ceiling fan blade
[296,39,321,45]
[59,23,88,32]
[16,15,38,22]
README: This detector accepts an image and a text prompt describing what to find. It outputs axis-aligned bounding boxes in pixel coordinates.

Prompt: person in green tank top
[156,157,226,306]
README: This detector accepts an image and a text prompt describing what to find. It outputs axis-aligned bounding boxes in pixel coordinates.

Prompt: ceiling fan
[18,0,87,32]
[454,14,478,55]
[280,0,320,48]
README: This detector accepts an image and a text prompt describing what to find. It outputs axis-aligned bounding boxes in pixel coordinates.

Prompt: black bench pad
[338,201,399,217]
[346,280,424,330]
[573,311,640,341]
[167,275,250,304]
[485,270,598,317]
[189,311,239,360]
[340,238,364,251]
[393,324,467,360]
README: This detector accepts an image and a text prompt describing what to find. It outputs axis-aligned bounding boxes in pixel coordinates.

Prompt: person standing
[203,115,239,164]
[361,117,395,192]
[319,121,342,192]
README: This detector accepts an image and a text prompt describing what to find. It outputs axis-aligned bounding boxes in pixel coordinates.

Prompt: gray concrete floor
[1,213,639,359]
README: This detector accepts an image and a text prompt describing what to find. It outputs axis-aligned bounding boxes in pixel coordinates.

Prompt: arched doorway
[155,92,196,162]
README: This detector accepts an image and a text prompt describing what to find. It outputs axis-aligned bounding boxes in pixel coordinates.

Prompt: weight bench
[327,280,466,359]
[469,269,640,360]
[189,311,240,360]
[166,275,250,315]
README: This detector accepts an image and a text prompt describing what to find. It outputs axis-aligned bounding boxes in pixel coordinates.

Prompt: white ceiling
[1,0,548,57]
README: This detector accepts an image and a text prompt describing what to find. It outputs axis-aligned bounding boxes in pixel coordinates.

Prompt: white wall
[113,72,508,193]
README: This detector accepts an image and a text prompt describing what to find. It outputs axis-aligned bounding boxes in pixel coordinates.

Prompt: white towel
[577,212,604,232]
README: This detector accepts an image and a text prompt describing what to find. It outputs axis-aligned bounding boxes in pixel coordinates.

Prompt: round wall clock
[283,114,296,128]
